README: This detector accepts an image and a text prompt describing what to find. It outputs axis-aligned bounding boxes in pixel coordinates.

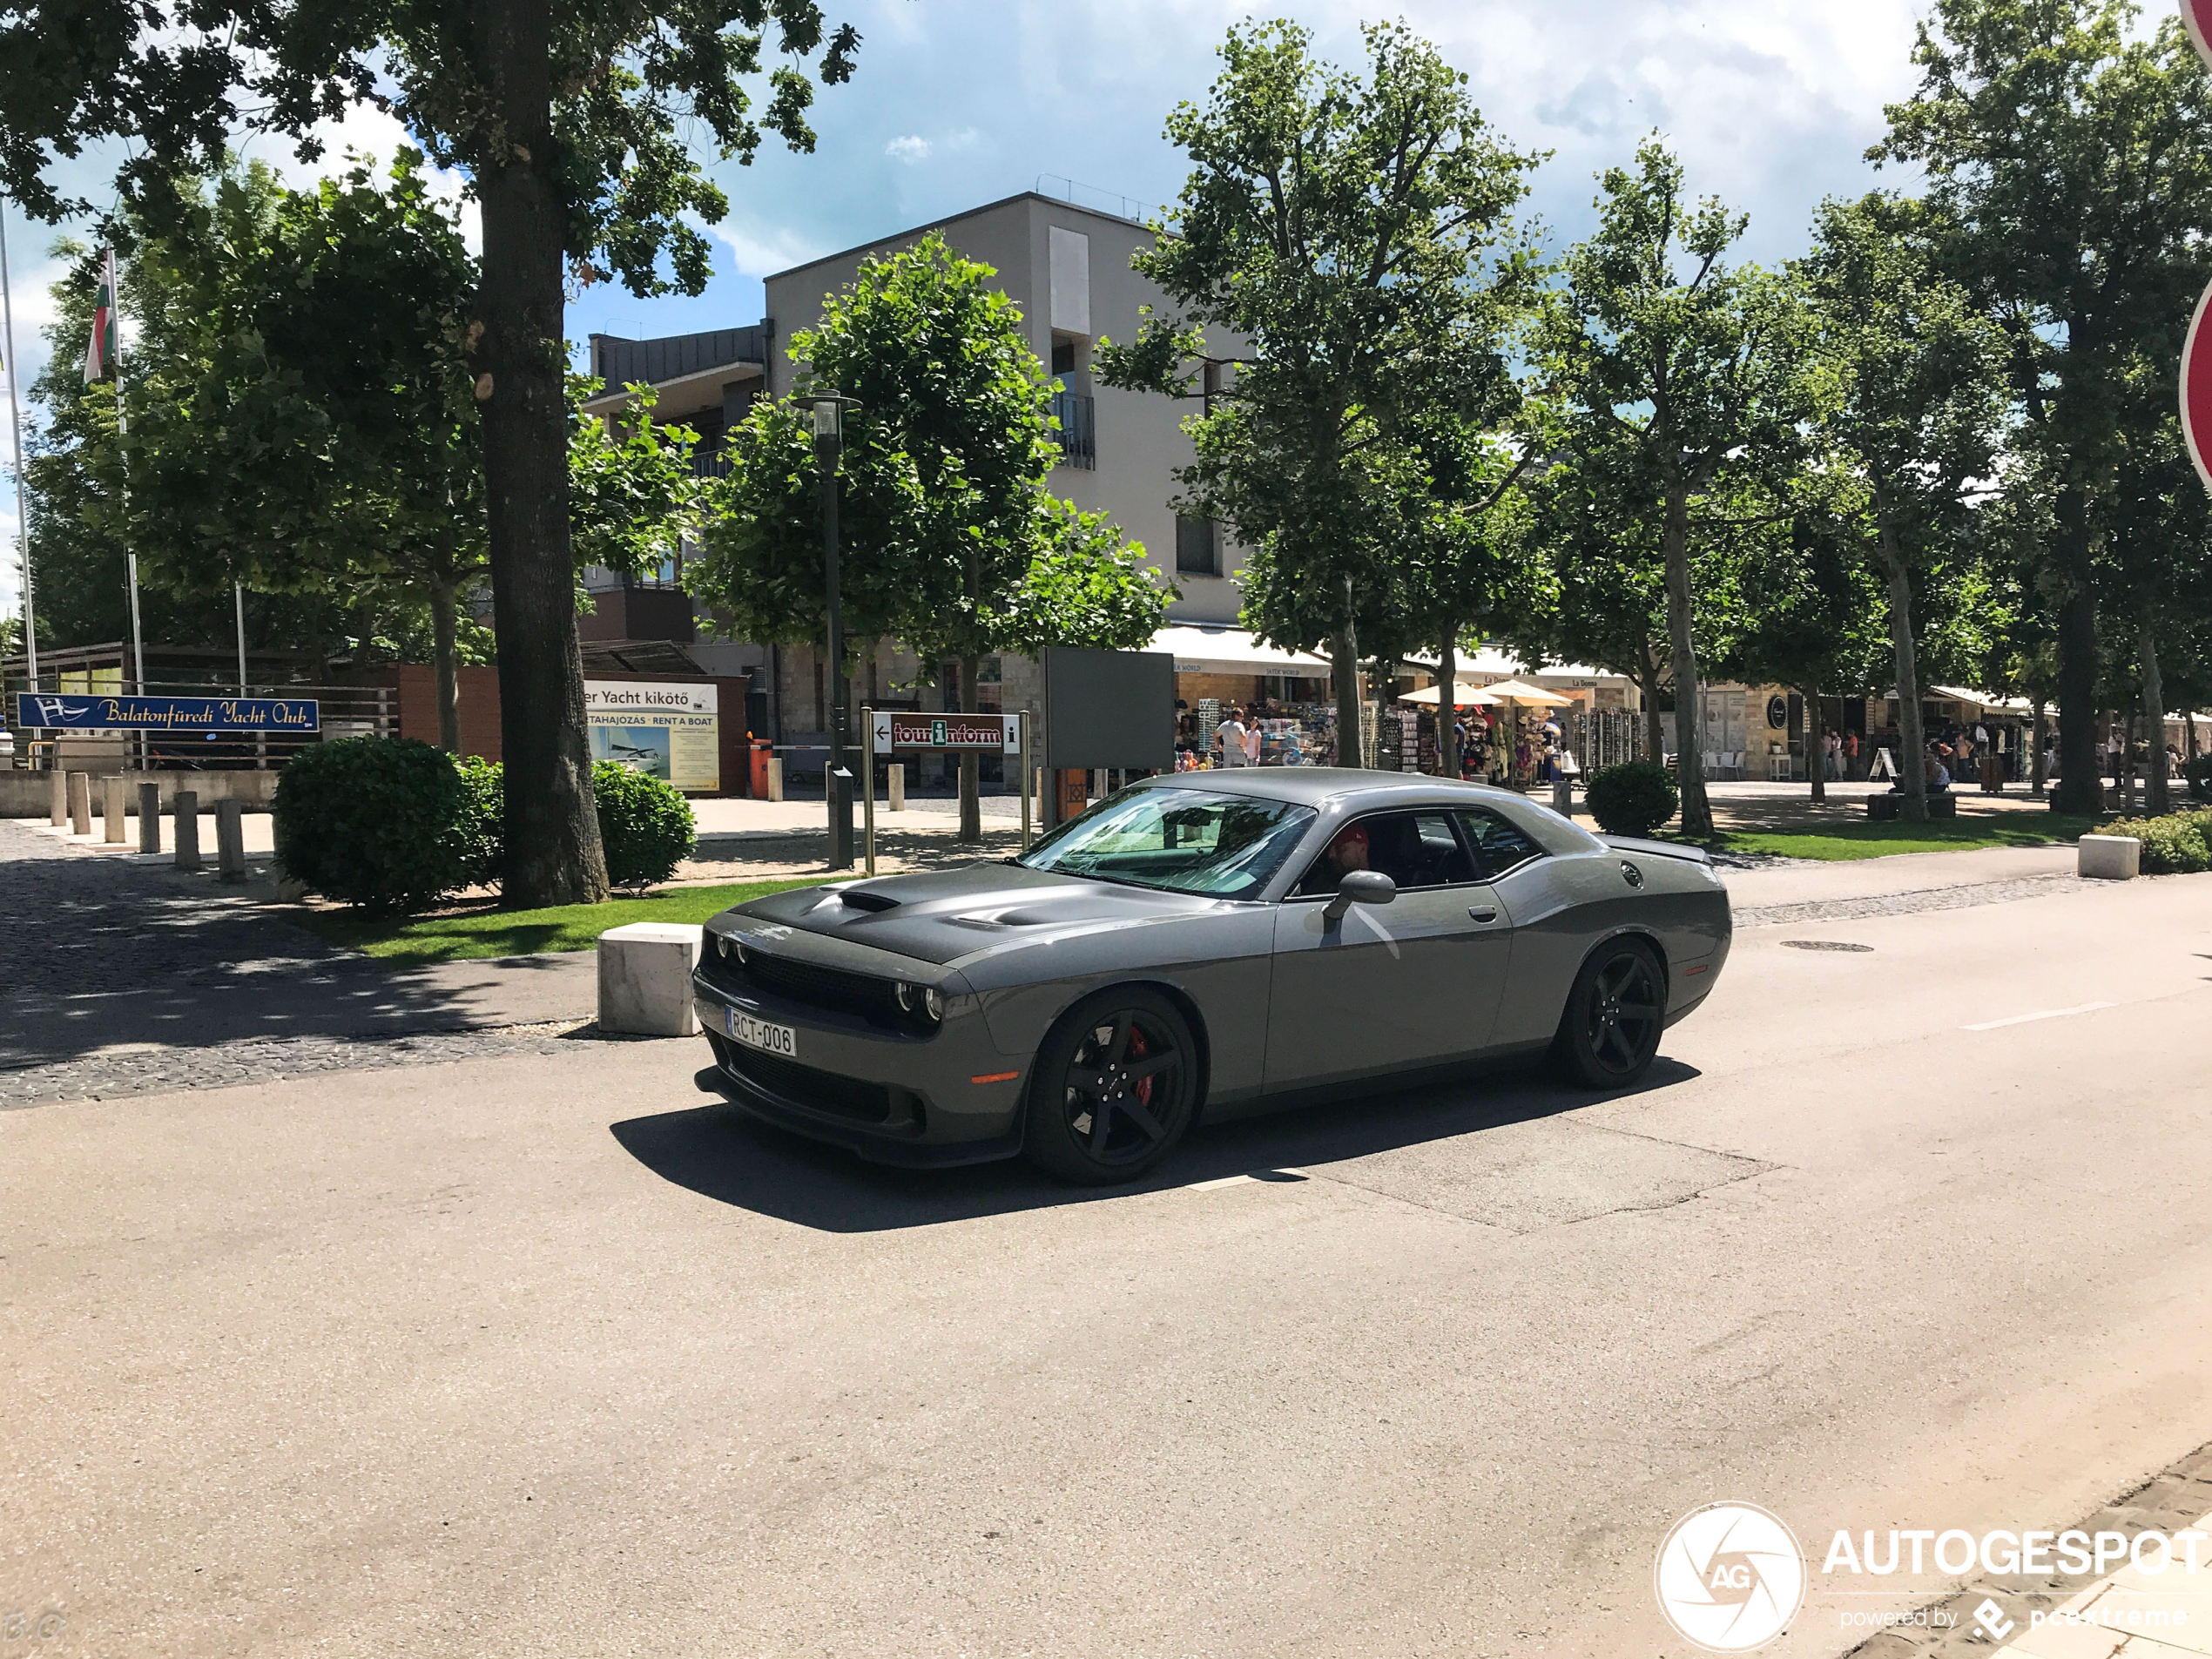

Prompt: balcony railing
[1050,390,1096,470]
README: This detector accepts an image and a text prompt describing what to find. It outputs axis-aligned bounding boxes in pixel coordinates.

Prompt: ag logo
[1653,1501,1805,1652]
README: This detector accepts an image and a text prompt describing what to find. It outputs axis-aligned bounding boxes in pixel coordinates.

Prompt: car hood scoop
[744,864,1218,964]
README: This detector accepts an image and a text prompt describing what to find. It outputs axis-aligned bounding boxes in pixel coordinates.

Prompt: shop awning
[1927,685,2034,713]
[1152,625,1334,678]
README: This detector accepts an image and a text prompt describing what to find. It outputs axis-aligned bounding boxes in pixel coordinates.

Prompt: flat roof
[766,190,1156,286]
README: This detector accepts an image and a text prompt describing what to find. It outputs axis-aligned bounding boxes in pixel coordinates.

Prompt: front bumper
[690,968,1029,1169]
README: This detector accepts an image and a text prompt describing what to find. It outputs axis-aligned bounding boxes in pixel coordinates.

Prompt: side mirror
[1324,868,1396,924]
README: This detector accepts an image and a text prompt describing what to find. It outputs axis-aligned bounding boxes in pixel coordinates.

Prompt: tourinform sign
[868,711,1022,752]
[14,693,320,732]
[2182,2,2212,490]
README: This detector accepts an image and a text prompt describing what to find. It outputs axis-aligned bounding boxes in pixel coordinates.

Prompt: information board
[584,680,718,792]
[867,711,1021,752]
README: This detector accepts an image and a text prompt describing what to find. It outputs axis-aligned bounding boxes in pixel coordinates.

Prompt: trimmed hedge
[273,737,477,914]
[455,755,504,890]
[1586,760,1681,839]
[592,760,697,891]
[2104,807,2212,874]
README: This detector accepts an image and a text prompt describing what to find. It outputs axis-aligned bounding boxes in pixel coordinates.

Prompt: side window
[1296,811,1477,896]
[1455,807,1545,881]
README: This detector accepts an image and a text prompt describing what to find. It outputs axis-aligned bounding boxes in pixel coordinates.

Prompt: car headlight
[718,933,745,963]
[896,981,945,1025]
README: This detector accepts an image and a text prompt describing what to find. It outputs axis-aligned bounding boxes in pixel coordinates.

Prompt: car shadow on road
[607,1059,1703,1233]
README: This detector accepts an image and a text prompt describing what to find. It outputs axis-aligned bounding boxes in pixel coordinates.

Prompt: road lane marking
[1962,1001,2118,1032]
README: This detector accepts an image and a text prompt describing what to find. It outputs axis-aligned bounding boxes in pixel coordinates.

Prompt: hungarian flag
[82,246,117,382]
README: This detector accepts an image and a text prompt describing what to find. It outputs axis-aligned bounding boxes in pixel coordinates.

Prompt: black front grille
[699,942,908,1028]
[724,1044,894,1123]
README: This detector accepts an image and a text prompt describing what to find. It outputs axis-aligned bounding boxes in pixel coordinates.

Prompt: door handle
[1468,907,1498,923]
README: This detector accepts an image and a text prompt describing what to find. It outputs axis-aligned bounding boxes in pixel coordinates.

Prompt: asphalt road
[4,872,2210,1657]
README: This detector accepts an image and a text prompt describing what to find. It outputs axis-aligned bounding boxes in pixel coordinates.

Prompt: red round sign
[2188,0,2212,71]
[2184,276,2212,496]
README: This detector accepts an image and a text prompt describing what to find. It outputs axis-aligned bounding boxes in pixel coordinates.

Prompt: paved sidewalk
[0,819,597,1106]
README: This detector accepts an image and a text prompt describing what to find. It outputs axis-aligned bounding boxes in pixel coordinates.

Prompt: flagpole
[108,247,146,768]
[0,202,33,705]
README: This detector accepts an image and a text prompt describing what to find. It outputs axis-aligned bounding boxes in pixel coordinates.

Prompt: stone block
[2078,834,2140,880]
[597,923,704,1037]
[766,757,786,803]
[48,769,67,826]
[889,762,905,812]
[103,775,129,843]
[173,790,201,873]
[137,783,161,854]
[66,771,91,836]
[214,799,247,884]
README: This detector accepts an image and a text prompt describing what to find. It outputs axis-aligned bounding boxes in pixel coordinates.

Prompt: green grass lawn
[1695,814,2101,862]
[298,877,827,966]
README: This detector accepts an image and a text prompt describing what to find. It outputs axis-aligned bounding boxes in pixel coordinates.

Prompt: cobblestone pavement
[0,819,598,1108]
[1733,872,2091,928]
[0,1019,642,1110]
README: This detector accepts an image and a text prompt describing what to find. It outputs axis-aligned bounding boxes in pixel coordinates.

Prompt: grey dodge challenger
[692,770,1731,1184]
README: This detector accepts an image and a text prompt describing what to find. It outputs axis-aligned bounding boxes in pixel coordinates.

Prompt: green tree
[1097,19,1541,767]
[1532,138,1807,837]
[33,159,699,755]
[689,233,1169,838]
[1510,435,1675,764]
[1795,192,2009,820]
[0,0,861,904]
[1875,0,2212,814]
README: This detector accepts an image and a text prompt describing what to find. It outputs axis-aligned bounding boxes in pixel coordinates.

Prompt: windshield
[1017,786,1316,898]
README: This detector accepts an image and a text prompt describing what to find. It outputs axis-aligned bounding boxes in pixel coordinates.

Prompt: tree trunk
[2051,485,2102,817]
[1660,476,1711,836]
[2141,621,2168,819]
[958,651,981,841]
[1437,620,1458,779]
[1873,536,1929,823]
[2031,699,2048,799]
[1804,684,1824,804]
[430,579,462,754]
[469,0,608,906]
[1638,645,1665,766]
[1333,572,1361,769]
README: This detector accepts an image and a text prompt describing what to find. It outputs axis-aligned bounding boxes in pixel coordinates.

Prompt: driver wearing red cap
[1318,821,1371,890]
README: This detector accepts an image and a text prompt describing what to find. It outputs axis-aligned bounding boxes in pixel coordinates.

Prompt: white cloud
[885,134,933,164]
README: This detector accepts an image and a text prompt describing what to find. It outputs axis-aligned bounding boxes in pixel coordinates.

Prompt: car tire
[1551,937,1666,1089]
[1023,988,1201,1185]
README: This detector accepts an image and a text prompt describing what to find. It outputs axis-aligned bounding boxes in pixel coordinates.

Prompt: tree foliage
[1098,19,1542,764]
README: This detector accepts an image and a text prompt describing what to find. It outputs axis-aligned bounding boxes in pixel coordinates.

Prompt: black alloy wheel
[1024,988,1199,1184]
[1553,940,1666,1089]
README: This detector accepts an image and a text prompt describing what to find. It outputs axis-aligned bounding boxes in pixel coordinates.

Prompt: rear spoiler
[1599,834,1711,865]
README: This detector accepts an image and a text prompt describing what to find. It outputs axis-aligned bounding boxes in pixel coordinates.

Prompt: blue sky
[4,0,1936,612]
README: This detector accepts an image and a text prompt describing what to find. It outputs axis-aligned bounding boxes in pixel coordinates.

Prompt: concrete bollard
[103,775,129,843]
[766,757,786,803]
[214,799,247,884]
[173,790,201,872]
[889,762,906,812]
[597,923,704,1036]
[138,782,161,853]
[67,771,91,837]
[49,768,68,826]
[2078,834,2141,880]
[1552,777,1575,818]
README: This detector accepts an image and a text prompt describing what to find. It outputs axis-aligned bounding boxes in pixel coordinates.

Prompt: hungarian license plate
[725,1008,797,1058]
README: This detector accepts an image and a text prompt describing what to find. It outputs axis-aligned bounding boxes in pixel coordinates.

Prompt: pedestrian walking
[1214,708,1248,768]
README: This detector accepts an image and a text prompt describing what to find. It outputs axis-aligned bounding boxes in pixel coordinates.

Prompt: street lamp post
[809,394,860,869]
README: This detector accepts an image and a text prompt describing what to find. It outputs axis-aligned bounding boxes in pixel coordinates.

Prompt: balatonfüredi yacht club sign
[14,692,320,732]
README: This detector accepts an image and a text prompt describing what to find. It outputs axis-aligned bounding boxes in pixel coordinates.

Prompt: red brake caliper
[1128,1026,1152,1108]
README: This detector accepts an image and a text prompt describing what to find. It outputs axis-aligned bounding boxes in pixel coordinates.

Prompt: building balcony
[1050,390,1095,470]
